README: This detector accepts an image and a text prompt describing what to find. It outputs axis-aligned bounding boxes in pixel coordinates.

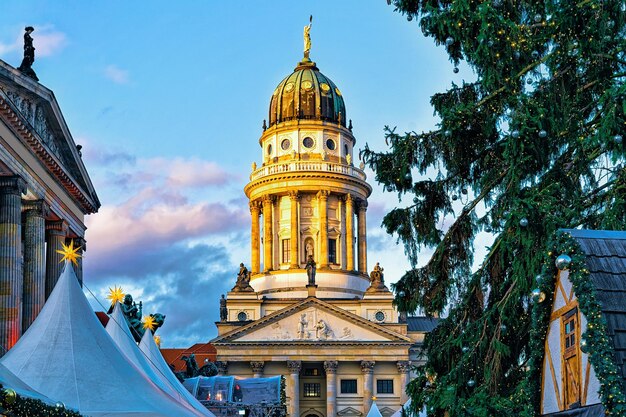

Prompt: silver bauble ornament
[539,130,547,138]
[487,40,494,47]
[527,78,533,85]
[520,218,529,227]
[3,388,16,405]
[453,67,459,73]
[55,401,65,409]
[452,195,459,201]
[531,50,539,59]
[511,130,520,139]
[445,36,454,46]
[467,379,476,387]
[614,134,623,144]
[534,13,542,23]
[462,346,469,353]
[580,339,588,353]
[500,324,507,334]
[535,274,542,284]
[461,188,468,195]
[514,51,521,59]
[531,288,541,299]
[555,254,572,270]
[444,130,452,137]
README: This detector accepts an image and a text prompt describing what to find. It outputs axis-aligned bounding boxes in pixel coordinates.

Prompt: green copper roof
[268,59,346,128]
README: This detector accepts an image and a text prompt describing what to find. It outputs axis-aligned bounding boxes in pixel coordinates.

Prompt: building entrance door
[300,362,326,416]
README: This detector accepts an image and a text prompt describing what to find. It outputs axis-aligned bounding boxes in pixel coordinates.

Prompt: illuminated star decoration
[153,335,161,347]
[143,315,156,332]
[106,286,125,306]
[56,240,81,266]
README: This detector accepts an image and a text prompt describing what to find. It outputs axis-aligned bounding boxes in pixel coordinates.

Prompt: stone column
[397,361,411,404]
[357,200,368,274]
[45,220,68,299]
[289,191,299,268]
[318,190,329,269]
[344,194,355,271]
[250,361,265,378]
[0,176,26,354]
[216,361,228,376]
[324,360,338,417]
[250,201,261,274]
[21,200,49,334]
[262,196,274,272]
[71,237,86,287]
[287,360,301,417]
[361,360,375,412]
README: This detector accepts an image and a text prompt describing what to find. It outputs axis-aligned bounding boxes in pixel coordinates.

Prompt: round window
[303,137,314,149]
[326,139,336,151]
[374,311,385,322]
[267,144,273,155]
[237,311,248,322]
[281,139,291,150]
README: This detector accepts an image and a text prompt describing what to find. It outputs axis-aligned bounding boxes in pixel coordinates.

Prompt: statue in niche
[305,240,314,259]
[298,313,309,339]
[219,294,227,322]
[306,255,316,285]
[366,262,389,293]
[18,26,38,81]
[232,263,254,292]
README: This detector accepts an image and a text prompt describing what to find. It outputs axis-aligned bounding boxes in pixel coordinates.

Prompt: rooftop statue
[219,294,227,321]
[366,262,390,293]
[17,26,39,81]
[304,15,312,59]
[306,255,316,285]
[107,293,166,342]
[232,263,254,292]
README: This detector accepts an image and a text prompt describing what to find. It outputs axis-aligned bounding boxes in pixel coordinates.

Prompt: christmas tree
[361,0,626,415]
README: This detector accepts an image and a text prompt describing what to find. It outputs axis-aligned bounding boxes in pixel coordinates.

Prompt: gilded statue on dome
[304,15,312,59]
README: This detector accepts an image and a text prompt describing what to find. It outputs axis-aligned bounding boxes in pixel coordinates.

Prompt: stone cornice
[213,340,412,347]
[0,94,99,214]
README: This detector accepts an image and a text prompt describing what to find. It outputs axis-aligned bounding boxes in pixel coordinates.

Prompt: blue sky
[0,1,467,347]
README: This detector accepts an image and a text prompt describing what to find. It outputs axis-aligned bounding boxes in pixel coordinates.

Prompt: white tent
[1,261,213,417]
[367,401,384,417]
[390,399,427,417]
[137,326,213,415]
[106,303,212,416]
[0,362,53,405]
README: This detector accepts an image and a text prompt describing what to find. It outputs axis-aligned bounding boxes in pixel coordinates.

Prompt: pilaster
[397,360,411,404]
[21,200,49,333]
[0,175,26,354]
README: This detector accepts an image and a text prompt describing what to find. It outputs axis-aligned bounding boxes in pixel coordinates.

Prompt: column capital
[357,199,368,211]
[46,219,68,235]
[71,236,87,252]
[287,360,302,373]
[324,360,339,374]
[22,199,50,218]
[250,361,265,374]
[343,193,354,204]
[249,200,262,212]
[0,175,26,196]
[361,360,375,374]
[317,189,330,200]
[397,360,411,374]
[288,190,300,201]
[216,361,228,375]
[262,195,275,205]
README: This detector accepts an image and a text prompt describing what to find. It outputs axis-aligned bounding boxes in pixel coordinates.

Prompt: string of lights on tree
[0,386,82,417]
[361,0,626,415]
[526,232,626,416]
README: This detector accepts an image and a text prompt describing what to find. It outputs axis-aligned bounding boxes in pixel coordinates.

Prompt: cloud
[104,64,130,84]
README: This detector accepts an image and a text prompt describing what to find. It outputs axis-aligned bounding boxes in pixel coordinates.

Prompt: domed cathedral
[212,22,436,417]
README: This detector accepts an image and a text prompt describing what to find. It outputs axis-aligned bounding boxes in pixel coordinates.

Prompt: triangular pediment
[337,406,363,416]
[212,297,411,344]
[0,61,100,213]
[379,407,396,417]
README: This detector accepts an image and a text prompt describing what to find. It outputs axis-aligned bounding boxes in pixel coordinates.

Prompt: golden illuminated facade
[212,31,434,417]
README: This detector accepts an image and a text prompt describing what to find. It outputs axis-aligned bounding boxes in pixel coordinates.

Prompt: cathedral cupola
[268,60,347,128]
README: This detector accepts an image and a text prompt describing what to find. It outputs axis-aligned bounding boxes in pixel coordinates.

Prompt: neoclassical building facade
[0,59,100,354]
[212,44,434,417]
